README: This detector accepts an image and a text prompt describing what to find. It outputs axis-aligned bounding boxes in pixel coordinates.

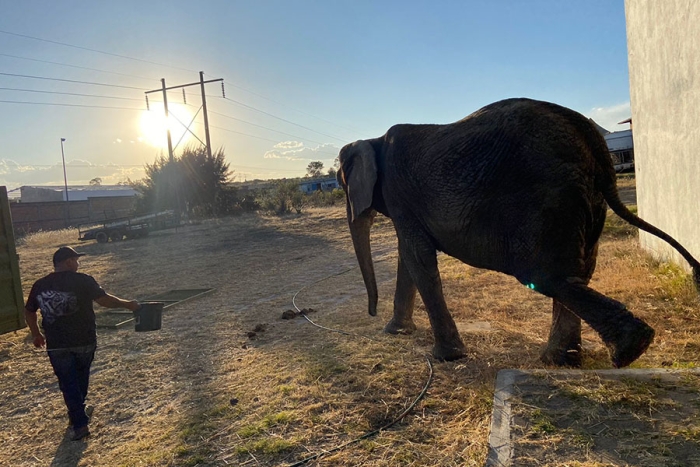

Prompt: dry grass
[1,203,699,466]
[510,370,700,466]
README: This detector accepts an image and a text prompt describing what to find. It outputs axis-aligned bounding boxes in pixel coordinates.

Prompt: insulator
[221,82,225,98]
[145,95,150,110]
[182,89,187,104]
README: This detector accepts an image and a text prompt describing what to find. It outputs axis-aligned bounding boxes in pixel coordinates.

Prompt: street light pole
[60,138,69,201]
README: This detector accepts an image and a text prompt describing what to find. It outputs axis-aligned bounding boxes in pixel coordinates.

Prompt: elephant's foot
[540,342,582,368]
[432,340,467,362]
[543,299,583,367]
[384,318,417,335]
[606,317,655,368]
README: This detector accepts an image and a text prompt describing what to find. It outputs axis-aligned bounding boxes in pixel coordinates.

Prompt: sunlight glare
[139,102,194,149]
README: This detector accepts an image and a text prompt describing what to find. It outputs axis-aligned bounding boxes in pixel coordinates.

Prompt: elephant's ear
[340,140,377,223]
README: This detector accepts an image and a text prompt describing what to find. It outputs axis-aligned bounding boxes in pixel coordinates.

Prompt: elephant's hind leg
[540,300,582,367]
[543,280,654,368]
[384,255,418,335]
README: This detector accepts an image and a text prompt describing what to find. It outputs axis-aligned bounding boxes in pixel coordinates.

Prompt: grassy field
[1,193,699,466]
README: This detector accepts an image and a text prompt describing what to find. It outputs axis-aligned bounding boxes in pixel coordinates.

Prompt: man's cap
[53,246,85,265]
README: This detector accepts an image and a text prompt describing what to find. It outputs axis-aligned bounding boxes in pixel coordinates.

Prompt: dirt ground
[1,201,699,466]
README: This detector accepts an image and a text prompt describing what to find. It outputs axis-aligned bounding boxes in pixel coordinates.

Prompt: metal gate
[0,186,25,334]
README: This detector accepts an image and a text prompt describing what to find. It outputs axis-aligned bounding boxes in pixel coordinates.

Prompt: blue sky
[0,1,632,189]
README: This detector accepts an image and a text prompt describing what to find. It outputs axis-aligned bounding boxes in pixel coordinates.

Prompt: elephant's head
[337,140,379,316]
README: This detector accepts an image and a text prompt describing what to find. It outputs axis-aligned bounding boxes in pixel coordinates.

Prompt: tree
[132,146,233,217]
[89,177,102,186]
[131,155,182,214]
[306,161,324,178]
[179,146,232,216]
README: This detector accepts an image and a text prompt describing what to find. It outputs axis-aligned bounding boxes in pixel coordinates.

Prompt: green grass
[235,438,297,455]
[530,409,557,435]
[237,411,295,438]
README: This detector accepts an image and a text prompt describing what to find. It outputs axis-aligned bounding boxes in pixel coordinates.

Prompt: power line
[0,99,142,110]
[0,87,143,101]
[1,30,357,146]
[203,71,362,135]
[218,96,347,143]
[209,109,330,146]
[0,53,160,84]
[209,124,338,157]
[144,101,340,153]
[0,29,198,74]
[209,124,293,144]
[0,92,336,152]
[7,163,145,168]
[0,72,144,90]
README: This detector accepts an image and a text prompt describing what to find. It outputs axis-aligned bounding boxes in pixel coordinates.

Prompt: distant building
[299,178,339,194]
[17,185,136,203]
[604,129,634,172]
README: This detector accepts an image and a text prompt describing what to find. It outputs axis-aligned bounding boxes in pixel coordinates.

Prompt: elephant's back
[384,98,610,277]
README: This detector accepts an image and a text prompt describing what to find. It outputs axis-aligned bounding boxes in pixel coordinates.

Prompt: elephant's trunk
[348,207,378,316]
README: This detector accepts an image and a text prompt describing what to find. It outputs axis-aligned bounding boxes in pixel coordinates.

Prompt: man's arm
[23,308,45,348]
[95,293,140,311]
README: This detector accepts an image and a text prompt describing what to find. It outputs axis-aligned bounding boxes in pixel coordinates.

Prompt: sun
[139,102,194,149]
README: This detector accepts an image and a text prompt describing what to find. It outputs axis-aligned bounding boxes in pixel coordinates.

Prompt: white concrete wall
[625,0,700,270]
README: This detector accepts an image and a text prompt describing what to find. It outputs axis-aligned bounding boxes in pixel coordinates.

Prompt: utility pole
[60,138,69,201]
[200,71,212,159]
[60,137,70,226]
[145,73,223,161]
[161,79,175,162]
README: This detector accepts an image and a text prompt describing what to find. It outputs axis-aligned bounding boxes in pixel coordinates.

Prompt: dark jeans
[47,345,96,429]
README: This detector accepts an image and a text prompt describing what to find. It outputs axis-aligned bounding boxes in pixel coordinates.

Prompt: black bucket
[133,302,163,332]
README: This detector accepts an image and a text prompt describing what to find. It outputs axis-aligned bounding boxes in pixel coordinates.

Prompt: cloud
[273,141,303,149]
[586,102,631,133]
[0,159,147,188]
[263,141,339,163]
[113,138,123,144]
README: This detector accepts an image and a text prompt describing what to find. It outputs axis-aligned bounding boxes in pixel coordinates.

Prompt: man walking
[24,246,140,440]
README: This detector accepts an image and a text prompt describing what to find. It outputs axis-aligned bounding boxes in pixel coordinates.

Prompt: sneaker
[72,425,90,441]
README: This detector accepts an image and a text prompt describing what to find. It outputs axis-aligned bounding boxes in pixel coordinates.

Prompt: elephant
[336,97,700,368]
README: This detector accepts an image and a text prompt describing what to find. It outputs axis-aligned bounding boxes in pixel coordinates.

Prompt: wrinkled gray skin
[337,98,700,367]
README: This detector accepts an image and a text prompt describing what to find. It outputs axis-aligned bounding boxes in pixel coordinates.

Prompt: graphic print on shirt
[36,291,78,324]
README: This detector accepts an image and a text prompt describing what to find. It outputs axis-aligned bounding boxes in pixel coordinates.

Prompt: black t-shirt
[25,271,106,349]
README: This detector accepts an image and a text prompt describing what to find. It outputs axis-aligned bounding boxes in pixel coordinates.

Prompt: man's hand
[125,300,140,312]
[23,308,44,349]
[32,333,46,348]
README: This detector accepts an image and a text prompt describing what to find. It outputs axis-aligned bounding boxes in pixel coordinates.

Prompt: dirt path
[1,208,406,466]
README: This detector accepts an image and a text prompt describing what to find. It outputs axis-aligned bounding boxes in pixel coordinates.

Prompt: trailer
[605,129,635,173]
[78,210,179,243]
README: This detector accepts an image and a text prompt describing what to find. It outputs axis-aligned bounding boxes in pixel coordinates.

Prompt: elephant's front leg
[384,255,418,335]
[540,299,582,367]
[398,237,466,361]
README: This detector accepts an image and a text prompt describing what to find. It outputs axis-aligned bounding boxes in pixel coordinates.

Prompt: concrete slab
[486,368,700,467]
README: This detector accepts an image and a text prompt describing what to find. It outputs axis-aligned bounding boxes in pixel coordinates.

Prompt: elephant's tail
[594,136,700,292]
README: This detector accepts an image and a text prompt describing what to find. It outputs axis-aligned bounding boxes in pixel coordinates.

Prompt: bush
[257,180,306,215]
[256,182,345,215]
